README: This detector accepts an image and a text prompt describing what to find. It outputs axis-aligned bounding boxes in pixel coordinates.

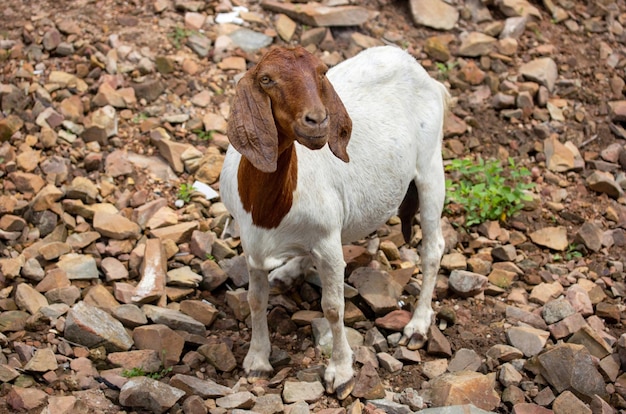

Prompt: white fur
[220,46,448,396]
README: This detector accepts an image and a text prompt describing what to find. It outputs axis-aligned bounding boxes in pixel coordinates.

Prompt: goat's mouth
[296,133,328,150]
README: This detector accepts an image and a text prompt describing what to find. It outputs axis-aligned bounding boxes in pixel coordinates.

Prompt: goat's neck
[237,142,298,229]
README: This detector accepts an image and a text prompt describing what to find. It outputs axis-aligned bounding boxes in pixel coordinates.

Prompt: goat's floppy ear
[323,77,352,163]
[227,72,278,173]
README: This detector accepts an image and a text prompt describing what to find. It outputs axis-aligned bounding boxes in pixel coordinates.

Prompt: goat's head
[227,46,352,173]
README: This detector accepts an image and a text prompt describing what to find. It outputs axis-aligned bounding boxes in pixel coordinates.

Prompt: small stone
[198,342,237,372]
[529,226,569,251]
[520,57,558,91]
[506,325,550,357]
[448,270,488,297]
[283,380,325,403]
[119,376,185,413]
[409,0,459,30]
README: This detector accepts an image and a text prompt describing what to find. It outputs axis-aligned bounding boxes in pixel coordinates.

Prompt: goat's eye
[259,76,272,85]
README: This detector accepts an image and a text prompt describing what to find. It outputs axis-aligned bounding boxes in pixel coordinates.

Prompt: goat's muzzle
[295,111,330,150]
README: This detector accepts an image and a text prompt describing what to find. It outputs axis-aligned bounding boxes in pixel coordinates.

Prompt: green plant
[177,183,196,203]
[132,113,148,124]
[206,253,216,261]
[445,157,535,227]
[168,26,193,49]
[554,243,583,262]
[194,129,214,141]
[122,365,172,380]
[435,61,458,79]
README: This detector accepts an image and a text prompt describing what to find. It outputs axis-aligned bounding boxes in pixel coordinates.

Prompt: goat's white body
[220,46,448,395]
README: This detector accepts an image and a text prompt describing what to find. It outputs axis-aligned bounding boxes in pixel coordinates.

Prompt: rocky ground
[0,0,626,413]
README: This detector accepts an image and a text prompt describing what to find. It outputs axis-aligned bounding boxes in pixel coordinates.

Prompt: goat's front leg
[312,238,354,400]
[243,267,273,379]
[402,168,445,350]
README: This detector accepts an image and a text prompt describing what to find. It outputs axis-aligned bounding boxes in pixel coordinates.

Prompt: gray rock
[506,326,549,357]
[119,376,185,414]
[64,301,133,352]
[282,381,324,403]
[448,270,489,297]
[519,57,558,92]
[409,0,459,30]
[537,343,608,402]
[142,304,207,336]
[542,298,576,324]
[229,28,273,53]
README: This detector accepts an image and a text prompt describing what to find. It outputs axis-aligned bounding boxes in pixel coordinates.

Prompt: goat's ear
[227,72,278,173]
[323,77,352,163]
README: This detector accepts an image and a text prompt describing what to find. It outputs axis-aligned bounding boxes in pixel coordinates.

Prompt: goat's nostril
[304,112,328,127]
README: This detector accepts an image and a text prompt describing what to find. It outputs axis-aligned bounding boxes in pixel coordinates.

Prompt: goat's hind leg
[401,164,445,350]
[243,267,273,379]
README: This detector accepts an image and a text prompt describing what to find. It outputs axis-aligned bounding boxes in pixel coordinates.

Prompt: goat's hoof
[246,370,272,383]
[328,377,355,400]
[407,333,427,350]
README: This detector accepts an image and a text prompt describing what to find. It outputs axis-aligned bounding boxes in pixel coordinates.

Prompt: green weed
[193,129,214,141]
[168,26,194,49]
[445,157,535,227]
[177,183,196,203]
[435,61,458,79]
[122,366,172,380]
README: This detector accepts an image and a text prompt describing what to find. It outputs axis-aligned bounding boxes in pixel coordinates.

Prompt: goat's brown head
[227,46,352,173]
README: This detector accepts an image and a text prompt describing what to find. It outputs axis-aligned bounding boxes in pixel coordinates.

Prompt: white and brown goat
[220,45,449,399]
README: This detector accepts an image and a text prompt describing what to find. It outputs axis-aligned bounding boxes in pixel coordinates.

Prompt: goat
[220,45,449,399]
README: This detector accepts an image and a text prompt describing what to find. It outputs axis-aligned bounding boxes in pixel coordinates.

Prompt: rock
[23,347,58,372]
[542,298,576,324]
[537,343,608,402]
[519,58,558,92]
[64,301,133,352]
[529,282,564,305]
[261,1,369,27]
[375,309,411,331]
[427,325,453,357]
[133,238,167,303]
[544,136,576,172]
[93,211,141,239]
[409,0,459,30]
[448,270,489,297]
[348,267,402,314]
[169,374,233,398]
[448,348,482,372]
[586,170,623,199]
[167,266,202,287]
[142,304,207,336]
[568,325,612,359]
[179,299,218,326]
[131,77,164,102]
[458,32,498,57]
[15,282,48,314]
[198,342,237,372]
[57,253,99,280]
[215,391,256,409]
[6,386,48,411]
[506,326,549,357]
[351,363,386,400]
[529,226,568,251]
[107,349,162,373]
[497,0,542,19]
[429,371,501,411]
[119,376,185,413]
[133,324,184,367]
[283,380,325,403]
